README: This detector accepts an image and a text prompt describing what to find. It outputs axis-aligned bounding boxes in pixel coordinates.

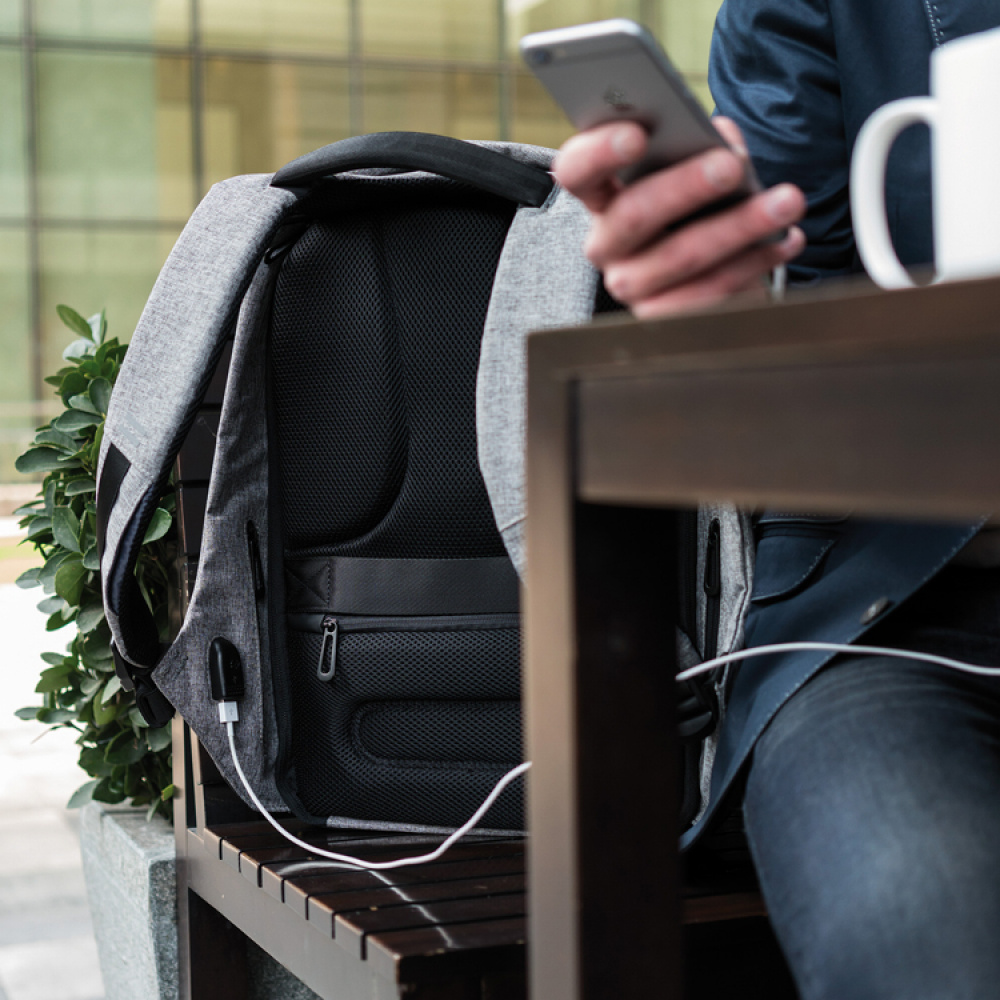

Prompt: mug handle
[850,97,936,289]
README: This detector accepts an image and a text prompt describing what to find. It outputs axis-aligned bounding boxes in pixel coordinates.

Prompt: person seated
[552,2,1000,998]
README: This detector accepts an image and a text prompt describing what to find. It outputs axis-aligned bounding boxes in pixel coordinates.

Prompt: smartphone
[520,19,760,194]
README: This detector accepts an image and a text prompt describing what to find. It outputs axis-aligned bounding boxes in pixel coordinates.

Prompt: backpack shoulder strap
[477,182,599,576]
[97,173,298,722]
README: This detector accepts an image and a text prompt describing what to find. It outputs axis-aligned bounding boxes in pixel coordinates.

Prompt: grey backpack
[96,132,608,833]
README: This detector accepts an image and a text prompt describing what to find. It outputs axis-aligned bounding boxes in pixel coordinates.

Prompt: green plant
[14,306,175,821]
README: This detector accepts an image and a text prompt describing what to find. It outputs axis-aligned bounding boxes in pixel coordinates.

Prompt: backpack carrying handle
[271,131,554,207]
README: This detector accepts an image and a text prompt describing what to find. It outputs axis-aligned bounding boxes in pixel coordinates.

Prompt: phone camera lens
[527,48,552,67]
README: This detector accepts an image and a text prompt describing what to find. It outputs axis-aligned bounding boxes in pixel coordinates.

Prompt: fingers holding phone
[552,117,806,313]
[523,19,807,315]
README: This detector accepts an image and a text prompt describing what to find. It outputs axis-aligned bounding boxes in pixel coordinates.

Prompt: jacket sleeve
[709,0,857,283]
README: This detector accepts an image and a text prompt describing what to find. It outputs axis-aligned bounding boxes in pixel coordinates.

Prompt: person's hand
[552,118,807,316]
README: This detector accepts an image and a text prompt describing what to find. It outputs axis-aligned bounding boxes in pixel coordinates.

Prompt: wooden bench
[169,337,795,999]
[523,272,1000,999]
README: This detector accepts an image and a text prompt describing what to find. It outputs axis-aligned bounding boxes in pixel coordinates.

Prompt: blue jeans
[742,566,1000,1000]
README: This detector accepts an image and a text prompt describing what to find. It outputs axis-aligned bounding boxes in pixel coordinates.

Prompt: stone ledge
[79,802,320,1000]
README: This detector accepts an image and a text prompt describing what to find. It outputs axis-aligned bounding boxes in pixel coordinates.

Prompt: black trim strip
[96,443,130,562]
[284,555,521,616]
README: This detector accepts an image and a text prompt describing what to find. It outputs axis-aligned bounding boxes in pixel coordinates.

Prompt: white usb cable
[221,639,1000,869]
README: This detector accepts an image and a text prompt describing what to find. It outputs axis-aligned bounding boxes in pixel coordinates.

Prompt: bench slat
[339,893,527,960]
[307,872,525,937]
[293,854,526,921]
[368,917,527,981]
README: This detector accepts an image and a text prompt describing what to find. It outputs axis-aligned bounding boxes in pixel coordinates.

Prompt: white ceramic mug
[851,26,1000,289]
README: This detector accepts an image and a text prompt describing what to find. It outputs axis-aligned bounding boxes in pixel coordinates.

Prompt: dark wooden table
[522,273,1000,1000]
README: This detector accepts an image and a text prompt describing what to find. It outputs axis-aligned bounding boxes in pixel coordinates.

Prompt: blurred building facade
[0,0,720,480]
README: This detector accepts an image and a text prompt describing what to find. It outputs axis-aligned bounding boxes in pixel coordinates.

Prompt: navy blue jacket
[683,0,995,847]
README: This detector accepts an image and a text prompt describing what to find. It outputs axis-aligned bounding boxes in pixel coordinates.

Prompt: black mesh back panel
[271,181,514,557]
[268,177,530,829]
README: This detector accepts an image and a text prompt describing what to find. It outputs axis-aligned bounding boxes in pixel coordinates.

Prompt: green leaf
[80,676,102,697]
[58,371,88,404]
[63,339,94,361]
[82,546,100,571]
[35,428,79,454]
[106,742,143,767]
[16,567,42,589]
[14,706,41,720]
[64,478,97,496]
[51,506,82,553]
[57,305,94,340]
[88,378,112,416]
[92,696,118,727]
[160,783,175,801]
[101,674,122,703]
[92,778,123,805]
[54,409,101,433]
[128,707,149,728]
[46,611,71,632]
[54,558,86,605]
[146,725,172,752]
[77,601,105,633]
[67,392,101,416]
[40,652,67,665]
[35,664,73,693]
[67,780,100,809]
[15,448,68,475]
[39,549,72,592]
[36,707,75,724]
[89,310,107,345]
[36,596,67,615]
[26,518,53,544]
[142,508,172,545]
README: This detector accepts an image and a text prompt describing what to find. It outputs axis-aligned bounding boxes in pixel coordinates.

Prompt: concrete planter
[79,803,178,1000]
[79,802,321,1000]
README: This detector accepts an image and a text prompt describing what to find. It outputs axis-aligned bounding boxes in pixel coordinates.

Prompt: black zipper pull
[316,616,339,681]
[246,521,266,599]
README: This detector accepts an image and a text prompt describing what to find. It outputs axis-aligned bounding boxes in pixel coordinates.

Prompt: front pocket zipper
[317,615,339,681]
[290,612,522,683]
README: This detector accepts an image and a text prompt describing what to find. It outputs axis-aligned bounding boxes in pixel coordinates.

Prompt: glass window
[363,69,499,140]
[203,59,352,189]
[38,227,180,376]
[200,0,350,56]
[510,71,573,148]
[0,4,22,34]
[0,228,33,404]
[656,0,719,108]
[34,0,190,45]
[0,50,28,218]
[362,0,497,62]
[36,52,193,222]
[0,227,36,482]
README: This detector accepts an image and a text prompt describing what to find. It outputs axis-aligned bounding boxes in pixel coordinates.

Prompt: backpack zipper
[316,615,339,681]
[304,612,520,683]
[246,521,266,599]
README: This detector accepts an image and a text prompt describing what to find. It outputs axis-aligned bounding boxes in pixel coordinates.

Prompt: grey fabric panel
[476,185,599,577]
[98,174,297,669]
[152,259,283,811]
[284,556,521,615]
